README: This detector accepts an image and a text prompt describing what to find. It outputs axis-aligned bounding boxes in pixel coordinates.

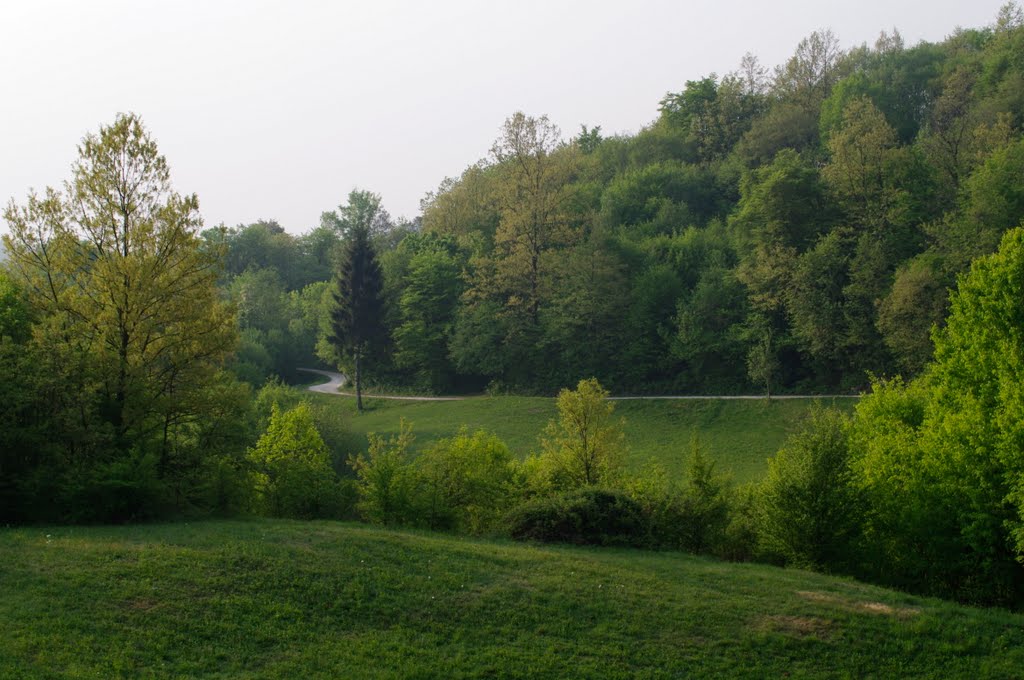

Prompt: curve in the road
[297,368,466,401]
[299,368,348,394]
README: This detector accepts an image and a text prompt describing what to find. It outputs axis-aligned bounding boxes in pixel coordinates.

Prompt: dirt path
[297,368,467,401]
[298,368,858,402]
[298,368,348,395]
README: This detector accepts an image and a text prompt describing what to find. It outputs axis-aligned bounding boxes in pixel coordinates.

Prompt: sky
[0,0,1010,234]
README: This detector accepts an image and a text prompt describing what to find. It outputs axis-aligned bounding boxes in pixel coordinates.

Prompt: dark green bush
[63,453,163,524]
[505,488,645,547]
[626,447,753,559]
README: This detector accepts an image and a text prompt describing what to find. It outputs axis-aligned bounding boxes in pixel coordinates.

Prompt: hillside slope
[2,520,1021,678]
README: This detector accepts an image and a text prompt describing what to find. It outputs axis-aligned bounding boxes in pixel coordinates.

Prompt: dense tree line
[208,6,1024,397]
[414,10,1024,395]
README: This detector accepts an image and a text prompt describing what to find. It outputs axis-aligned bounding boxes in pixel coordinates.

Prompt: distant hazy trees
[149,6,1024,403]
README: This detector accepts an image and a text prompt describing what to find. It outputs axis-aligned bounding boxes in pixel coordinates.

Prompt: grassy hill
[307,390,857,483]
[2,520,1021,678]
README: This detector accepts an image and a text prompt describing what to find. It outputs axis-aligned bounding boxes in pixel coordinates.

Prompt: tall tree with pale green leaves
[539,378,625,489]
[2,113,236,464]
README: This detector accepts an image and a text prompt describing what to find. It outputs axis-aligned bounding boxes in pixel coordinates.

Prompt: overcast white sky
[0,0,1009,233]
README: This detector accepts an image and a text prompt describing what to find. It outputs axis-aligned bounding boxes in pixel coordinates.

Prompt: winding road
[297,368,858,401]
[297,368,466,401]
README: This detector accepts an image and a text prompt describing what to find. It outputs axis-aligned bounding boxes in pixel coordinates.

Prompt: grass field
[2,519,1021,679]
[305,389,857,483]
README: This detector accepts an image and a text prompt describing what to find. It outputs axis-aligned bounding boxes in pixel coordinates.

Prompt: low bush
[625,444,753,559]
[505,488,645,547]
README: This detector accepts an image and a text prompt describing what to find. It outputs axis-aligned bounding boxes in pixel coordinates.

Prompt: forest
[5,6,1024,608]
[191,9,1024,398]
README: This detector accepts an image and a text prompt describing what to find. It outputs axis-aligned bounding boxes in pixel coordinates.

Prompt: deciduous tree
[539,378,624,488]
[2,113,236,466]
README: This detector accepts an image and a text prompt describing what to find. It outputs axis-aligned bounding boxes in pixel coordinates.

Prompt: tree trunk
[355,349,363,412]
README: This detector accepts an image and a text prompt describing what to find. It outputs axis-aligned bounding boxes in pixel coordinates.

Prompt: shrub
[252,379,349,468]
[348,419,420,525]
[505,488,645,547]
[625,443,740,557]
[63,452,163,524]
[757,407,863,571]
[416,429,518,534]
[718,484,759,562]
[676,445,731,554]
[248,402,349,519]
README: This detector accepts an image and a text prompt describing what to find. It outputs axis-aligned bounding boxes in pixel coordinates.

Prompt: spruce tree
[328,224,384,411]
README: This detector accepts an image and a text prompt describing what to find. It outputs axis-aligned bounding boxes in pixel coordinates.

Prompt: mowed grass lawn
[308,390,857,483]
[2,520,1022,679]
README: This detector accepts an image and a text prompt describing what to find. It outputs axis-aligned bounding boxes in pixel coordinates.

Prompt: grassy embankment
[2,519,1021,679]
[304,389,857,483]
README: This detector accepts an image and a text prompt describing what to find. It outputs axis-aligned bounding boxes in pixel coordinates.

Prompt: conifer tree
[328,223,384,411]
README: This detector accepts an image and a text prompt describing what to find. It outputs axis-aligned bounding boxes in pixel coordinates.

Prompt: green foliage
[625,442,737,556]
[758,407,863,571]
[732,148,832,251]
[349,419,420,525]
[960,137,1024,255]
[393,246,464,391]
[62,451,164,523]
[679,444,733,554]
[252,380,348,469]
[537,379,625,489]
[823,96,904,231]
[621,263,685,388]
[921,226,1024,598]
[220,220,309,288]
[540,241,629,386]
[599,161,719,233]
[248,402,351,519]
[877,255,951,373]
[785,229,850,372]
[505,487,645,546]
[0,272,30,341]
[839,229,1024,605]
[734,102,820,166]
[673,265,748,389]
[448,299,509,379]
[416,428,518,534]
[847,377,948,592]
[1,113,242,522]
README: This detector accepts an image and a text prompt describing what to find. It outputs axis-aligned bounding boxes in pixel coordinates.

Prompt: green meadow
[304,387,858,483]
[2,519,1020,679]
